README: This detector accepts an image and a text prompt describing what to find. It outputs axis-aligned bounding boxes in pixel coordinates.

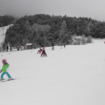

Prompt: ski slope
[0,24,13,44]
[0,40,105,105]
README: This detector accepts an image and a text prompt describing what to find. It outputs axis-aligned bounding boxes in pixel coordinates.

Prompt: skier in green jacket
[0,59,12,80]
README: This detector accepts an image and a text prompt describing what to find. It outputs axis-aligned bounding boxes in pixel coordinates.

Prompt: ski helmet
[2,59,7,63]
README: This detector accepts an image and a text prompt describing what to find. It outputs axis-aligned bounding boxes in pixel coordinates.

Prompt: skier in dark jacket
[41,47,47,57]
[51,42,54,50]
[6,46,8,52]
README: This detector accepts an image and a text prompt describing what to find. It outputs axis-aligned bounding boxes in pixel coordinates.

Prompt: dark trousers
[41,52,47,56]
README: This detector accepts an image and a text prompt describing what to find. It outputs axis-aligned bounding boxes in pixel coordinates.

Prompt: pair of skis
[0,78,15,82]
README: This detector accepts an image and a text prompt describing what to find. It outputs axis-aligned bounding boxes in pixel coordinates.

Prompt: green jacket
[1,64,9,73]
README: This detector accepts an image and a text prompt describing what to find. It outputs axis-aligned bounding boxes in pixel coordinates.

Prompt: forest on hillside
[3,14,105,47]
[0,15,16,27]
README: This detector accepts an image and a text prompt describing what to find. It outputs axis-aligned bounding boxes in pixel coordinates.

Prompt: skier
[41,47,47,57]
[64,44,66,48]
[37,48,42,54]
[17,46,19,51]
[0,59,13,80]
[51,42,54,50]
[52,46,54,50]
[6,45,8,52]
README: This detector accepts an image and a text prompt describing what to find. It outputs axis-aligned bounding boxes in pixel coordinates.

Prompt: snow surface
[0,25,13,44]
[0,40,105,105]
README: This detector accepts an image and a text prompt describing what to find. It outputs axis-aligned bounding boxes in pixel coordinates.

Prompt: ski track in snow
[0,40,105,105]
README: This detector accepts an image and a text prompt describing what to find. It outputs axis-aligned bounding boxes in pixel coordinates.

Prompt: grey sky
[0,0,105,21]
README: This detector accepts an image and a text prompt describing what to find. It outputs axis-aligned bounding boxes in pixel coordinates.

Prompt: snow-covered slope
[0,24,13,44]
[0,40,105,105]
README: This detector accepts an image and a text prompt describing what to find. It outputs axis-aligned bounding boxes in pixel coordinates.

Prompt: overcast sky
[0,0,105,21]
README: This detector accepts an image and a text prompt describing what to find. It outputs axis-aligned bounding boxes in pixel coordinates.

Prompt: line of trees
[0,15,16,27]
[3,14,105,48]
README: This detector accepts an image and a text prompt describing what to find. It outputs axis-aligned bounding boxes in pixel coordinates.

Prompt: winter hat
[2,59,7,65]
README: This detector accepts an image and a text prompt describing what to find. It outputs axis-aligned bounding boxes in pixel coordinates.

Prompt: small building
[26,43,33,49]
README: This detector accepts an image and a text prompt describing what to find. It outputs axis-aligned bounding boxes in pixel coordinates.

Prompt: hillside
[5,14,105,47]
[0,39,105,105]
